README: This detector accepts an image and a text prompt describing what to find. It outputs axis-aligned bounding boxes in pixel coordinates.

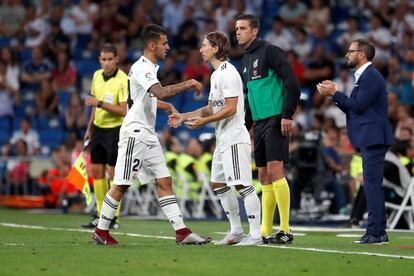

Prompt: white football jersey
[120,56,159,145]
[209,61,250,151]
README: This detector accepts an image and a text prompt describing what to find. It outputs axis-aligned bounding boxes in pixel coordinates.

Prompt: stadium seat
[0,117,11,132]
[57,90,71,112]
[74,59,100,78]
[0,129,10,146]
[39,129,64,150]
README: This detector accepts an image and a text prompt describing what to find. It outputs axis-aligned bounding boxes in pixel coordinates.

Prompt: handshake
[168,113,207,129]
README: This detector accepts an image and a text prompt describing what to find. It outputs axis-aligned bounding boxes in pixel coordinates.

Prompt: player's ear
[252,28,259,37]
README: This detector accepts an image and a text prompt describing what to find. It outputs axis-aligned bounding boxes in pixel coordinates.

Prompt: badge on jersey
[105,94,114,104]
[145,72,155,81]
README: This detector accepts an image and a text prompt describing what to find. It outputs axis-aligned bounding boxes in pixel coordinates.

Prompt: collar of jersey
[141,56,159,69]
[102,68,118,81]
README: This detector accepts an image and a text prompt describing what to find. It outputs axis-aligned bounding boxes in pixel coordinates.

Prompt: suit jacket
[332,64,394,149]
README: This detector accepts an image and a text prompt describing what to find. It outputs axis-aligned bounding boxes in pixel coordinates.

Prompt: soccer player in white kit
[168,32,262,245]
[92,24,211,245]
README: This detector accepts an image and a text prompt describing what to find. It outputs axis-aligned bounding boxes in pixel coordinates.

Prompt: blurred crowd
[0,0,413,217]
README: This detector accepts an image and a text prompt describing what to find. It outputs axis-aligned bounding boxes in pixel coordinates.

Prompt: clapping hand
[317,80,338,96]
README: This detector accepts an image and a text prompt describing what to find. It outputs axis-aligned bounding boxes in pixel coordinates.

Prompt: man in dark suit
[317,39,394,244]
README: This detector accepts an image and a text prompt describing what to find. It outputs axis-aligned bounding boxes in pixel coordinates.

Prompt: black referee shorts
[90,125,121,166]
[253,115,289,167]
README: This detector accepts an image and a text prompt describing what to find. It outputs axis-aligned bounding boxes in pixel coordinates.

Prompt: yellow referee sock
[260,184,277,237]
[273,178,290,232]
[108,180,121,220]
[94,178,107,216]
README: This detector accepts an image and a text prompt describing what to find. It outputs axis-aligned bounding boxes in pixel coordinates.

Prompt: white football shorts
[211,143,252,186]
[113,137,170,186]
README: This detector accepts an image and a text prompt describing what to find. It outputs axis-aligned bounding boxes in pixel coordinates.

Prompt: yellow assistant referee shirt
[91,68,128,128]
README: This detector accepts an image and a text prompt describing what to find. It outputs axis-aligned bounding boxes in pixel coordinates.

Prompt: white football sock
[97,193,119,230]
[215,186,243,235]
[159,195,186,231]
[240,186,261,238]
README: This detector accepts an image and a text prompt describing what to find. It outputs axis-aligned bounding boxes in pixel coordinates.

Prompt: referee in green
[82,44,128,229]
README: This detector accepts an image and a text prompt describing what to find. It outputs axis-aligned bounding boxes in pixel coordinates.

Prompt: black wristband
[97,101,103,108]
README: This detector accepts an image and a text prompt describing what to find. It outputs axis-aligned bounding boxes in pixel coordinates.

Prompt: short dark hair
[205,32,230,61]
[100,43,117,56]
[235,14,260,30]
[353,39,375,61]
[141,24,167,47]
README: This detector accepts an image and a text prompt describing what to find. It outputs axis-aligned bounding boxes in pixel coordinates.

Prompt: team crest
[145,72,153,80]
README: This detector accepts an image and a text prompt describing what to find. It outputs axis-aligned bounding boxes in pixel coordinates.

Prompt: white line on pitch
[1,222,414,260]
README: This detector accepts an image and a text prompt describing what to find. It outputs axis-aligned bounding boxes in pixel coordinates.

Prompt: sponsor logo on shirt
[212,99,225,107]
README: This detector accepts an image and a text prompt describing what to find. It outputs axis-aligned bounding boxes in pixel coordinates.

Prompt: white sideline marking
[259,244,414,260]
[337,234,362,238]
[214,231,307,236]
[1,222,413,260]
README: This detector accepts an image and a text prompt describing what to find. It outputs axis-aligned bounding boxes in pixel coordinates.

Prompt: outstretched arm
[168,102,213,128]
[185,97,238,129]
[149,79,203,100]
[157,100,177,114]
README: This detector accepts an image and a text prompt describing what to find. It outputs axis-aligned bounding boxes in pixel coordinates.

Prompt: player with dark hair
[92,24,210,245]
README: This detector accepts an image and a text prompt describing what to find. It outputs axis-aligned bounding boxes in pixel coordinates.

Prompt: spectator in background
[36,79,59,116]
[0,0,26,38]
[22,4,50,48]
[91,2,123,47]
[116,43,133,75]
[390,0,414,42]
[0,61,15,118]
[158,56,181,86]
[286,50,305,86]
[336,16,365,55]
[162,0,185,35]
[125,5,147,49]
[67,0,98,37]
[5,138,31,195]
[303,44,334,97]
[1,47,20,104]
[399,48,414,108]
[398,127,413,141]
[394,104,414,140]
[20,46,52,91]
[306,0,330,28]
[367,13,392,66]
[173,17,199,61]
[182,49,210,88]
[47,18,71,63]
[65,93,87,138]
[265,16,293,51]
[278,0,307,28]
[2,117,40,156]
[51,51,76,92]
[388,92,399,132]
[395,31,414,62]
[214,0,237,35]
[292,27,312,61]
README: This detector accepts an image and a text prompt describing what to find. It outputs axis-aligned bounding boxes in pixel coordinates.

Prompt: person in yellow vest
[81,44,127,229]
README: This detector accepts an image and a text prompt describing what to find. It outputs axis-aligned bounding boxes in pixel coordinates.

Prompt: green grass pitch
[1,207,414,275]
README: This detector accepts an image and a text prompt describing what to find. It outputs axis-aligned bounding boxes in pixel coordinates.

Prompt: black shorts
[90,125,121,166]
[253,115,289,167]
